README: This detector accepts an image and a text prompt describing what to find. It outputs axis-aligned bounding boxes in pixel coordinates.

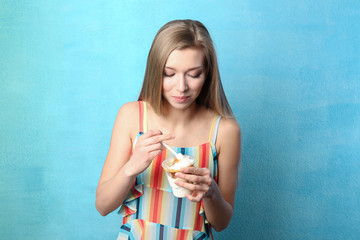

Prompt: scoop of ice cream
[162,155,195,172]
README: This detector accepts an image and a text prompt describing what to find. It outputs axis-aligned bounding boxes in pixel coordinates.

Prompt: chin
[172,100,195,109]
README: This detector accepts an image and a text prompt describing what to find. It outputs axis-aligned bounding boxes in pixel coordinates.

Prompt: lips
[173,96,190,103]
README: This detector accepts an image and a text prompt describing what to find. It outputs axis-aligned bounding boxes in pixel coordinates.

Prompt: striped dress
[117,101,221,240]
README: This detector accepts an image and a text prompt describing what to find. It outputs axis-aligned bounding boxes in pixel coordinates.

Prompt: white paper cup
[162,155,195,198]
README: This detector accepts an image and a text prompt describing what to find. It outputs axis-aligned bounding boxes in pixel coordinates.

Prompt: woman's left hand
[175,167,214,202]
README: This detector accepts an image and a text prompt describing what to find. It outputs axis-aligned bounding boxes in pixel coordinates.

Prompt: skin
[96,48,241,232]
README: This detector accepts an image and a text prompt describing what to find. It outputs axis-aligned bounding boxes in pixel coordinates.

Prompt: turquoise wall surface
[1,1,359,239]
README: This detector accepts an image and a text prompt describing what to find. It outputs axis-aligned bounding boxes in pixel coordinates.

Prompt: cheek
[162,79,173,93]
[192,79,206,92]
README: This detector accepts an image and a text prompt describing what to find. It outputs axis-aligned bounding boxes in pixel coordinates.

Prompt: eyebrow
[164,66,203,71]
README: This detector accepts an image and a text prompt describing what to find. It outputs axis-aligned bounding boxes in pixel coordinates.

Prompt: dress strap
[138,101,148,133]
[208,115,222,145]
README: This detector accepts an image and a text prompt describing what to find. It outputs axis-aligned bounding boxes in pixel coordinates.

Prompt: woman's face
[162,47,206,110]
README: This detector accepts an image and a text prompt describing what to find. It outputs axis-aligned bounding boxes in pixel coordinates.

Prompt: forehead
[165,48,205,69]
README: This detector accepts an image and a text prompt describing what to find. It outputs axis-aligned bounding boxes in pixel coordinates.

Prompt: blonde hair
[138,19,234,118]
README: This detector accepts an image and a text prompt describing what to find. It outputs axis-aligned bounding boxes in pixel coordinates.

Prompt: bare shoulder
[118,101,139,116]
[218,117,241,140]
[115,101,140,139]
[216,117,241,156]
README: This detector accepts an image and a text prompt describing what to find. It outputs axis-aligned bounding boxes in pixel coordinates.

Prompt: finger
[152,133,175,143]
[147,149,163,160]
[175,172,202,184]
[141,130,163,139]
[145,142,164,153]
[143,133,175,146]
[175,180,208,192]
[185,192,203,202]
[180,167,206,175]
[176,170,213,186]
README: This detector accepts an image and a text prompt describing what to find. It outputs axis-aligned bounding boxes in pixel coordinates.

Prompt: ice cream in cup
[162,155,195,198]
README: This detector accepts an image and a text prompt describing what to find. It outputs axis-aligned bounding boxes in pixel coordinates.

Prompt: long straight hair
[138,19,234,118]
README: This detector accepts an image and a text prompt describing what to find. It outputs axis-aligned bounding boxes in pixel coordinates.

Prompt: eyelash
[189,73,202,78]
[163,73,202,78]
[163,73,175,77]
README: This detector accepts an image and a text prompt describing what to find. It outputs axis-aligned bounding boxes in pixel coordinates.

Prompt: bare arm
[95,102,174,216]
[202,118,241,231]
[175,118,241,231]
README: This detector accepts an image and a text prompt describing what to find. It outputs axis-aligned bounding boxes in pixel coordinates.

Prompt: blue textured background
[1,1,360,239]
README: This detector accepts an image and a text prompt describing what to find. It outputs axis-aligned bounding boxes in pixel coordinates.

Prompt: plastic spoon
[162,142,184,160]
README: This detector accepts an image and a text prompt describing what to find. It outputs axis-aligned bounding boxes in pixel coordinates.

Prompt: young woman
[96,19,241,239]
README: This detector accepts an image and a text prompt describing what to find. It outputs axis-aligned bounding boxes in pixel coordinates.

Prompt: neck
[161,101,200,127]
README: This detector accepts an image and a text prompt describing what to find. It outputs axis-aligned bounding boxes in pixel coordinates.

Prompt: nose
[176,74,188,92]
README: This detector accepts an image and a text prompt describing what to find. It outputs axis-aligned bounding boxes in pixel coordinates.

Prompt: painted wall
[1,1,359,239]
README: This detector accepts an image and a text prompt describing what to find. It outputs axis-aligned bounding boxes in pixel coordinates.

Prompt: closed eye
[163,73,175,77]
[188,72,202,78]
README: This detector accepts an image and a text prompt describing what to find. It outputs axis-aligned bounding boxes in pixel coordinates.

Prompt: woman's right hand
[125,130,174,177]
